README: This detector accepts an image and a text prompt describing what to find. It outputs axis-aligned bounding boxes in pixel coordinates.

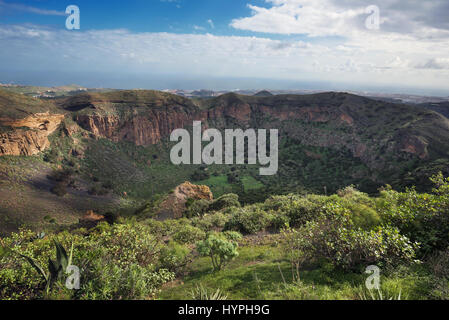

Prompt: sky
[0,0,448,96]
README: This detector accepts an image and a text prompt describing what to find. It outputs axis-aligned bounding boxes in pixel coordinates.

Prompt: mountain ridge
[1,88,449,192]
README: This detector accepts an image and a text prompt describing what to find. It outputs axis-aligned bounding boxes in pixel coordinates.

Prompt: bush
[209,194,241,212]
[263,194,328,227]
[185,199,212,218]
[172,225,206,244]
[159,242,192,275]
[196,233,239,271]
[0,223,176,300]
[191,212,231,232]
[378,174,449,255]
[103,212,119,225]
[51,182,67,197]
[281,228,312,280]
[81,262,174,300]
[191,169,210,181]
[283,207,418,270]
[221,231,242,242]
[224,205,274,234]
[88,185,108,196]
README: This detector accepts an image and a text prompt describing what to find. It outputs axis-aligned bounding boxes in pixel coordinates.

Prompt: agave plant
[358,287,403,300]
[20,241,74,295]
[191,284,228,300]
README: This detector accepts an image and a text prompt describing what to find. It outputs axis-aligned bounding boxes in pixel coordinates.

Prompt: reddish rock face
[400,135,429,159]
[1,91,441,173]
[76,108,195,146]
[70,96,435,169]
[0,113,65,156]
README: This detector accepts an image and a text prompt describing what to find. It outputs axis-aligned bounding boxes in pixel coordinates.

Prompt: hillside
[419,101,449,118]
[2,178,449,300]
[1,89,449,234]
[0,89,61,120]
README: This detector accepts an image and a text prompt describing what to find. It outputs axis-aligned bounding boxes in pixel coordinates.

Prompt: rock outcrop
[0,112,65,156]
[79,210,106,228]
[156,182,213,220]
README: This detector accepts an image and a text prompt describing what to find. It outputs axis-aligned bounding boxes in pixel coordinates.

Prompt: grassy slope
[60,90,198,115]
[0,88,61,120]
[159,241,429,300]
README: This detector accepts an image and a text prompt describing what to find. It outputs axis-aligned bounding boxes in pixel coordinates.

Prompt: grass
[159,242,434,300]
[241,176,264,191]
[196,175,234,197]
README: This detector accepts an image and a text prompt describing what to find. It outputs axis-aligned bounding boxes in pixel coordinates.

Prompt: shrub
[159,242,192,275]
[172,225,206,244]
[81,262,174,300]
[287,211,418,270]
[51,182,67,197]
[88,185,108,196]
[196,233,239,271]
[191,169,210,181]
[378,175,449,255]
[224,206,274,234]
[209,194,241,212]
[185,199,212,218]
[2,223,175,300]
[17,241,74,296]
[221,231,242,242]
[263,194,328,227]
[270,212,290,230]
[103,212,119,225]
[281,228,312,280]
[191,212,231,232]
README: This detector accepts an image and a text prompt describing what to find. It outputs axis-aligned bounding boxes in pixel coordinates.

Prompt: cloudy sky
[0,0,448,95]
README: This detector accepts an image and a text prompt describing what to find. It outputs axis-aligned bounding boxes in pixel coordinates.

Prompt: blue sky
[0,1,270,36]
[1,0,449,95]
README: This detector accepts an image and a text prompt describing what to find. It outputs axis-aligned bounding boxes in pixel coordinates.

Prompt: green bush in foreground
[18,241,74,296]
[196,232,241,271]
[378,175,449,256]
[0,223,176,300]
[225,205,274,234]
[281,202,418,271]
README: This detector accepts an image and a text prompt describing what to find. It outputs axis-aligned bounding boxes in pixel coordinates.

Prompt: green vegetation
[0,88,61,119]
[2,89,449,300]
[197,232,241,271]
[1,174,448,300]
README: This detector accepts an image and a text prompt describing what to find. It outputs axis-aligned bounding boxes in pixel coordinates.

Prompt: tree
[196,233,239,271]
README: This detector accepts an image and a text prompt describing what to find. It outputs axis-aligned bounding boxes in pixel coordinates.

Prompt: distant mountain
[190,90,216,98]
[253,90,273,97]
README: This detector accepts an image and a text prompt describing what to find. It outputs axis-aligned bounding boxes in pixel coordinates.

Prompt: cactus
[19,240,74,295]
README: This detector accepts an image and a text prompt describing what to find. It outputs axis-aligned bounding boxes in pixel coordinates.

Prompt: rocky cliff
[0,112,65,156]
[2,89,449,175]
[61,91,449,172]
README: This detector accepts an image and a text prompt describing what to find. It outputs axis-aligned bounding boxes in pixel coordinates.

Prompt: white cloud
[0,0,65,16]
[416,58,449,70]
[231,0,449,39]
[0,21,448,93]
[207,19,215,29]
[226,0,449,91]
